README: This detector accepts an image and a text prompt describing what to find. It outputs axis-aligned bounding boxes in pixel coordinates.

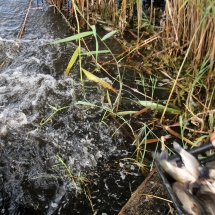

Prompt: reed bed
[164,0,215,73]
[49,0,215,171]
[51,0,163,34]
[51,0,214,69]
[160,0,215,132]
[49,0,215,135]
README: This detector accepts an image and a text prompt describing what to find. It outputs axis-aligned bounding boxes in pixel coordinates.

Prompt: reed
[49,0,215,157]
[163,0,215,71]
[50,0,162,35]
[159,0,215,132]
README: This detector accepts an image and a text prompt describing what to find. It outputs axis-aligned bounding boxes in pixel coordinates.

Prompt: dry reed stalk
[127,0,134,24]
[208,36,215,78]
[56,0,63,9]
[137,0,143,30]
[161,0,215,129]
[99,0,105,14]
[119,0,127,35]
[109,0,116,24]
[164,0,215,68]
[53,0,160,36]
[150,0,153,24]
[86,0,89,26]
[17,0,32,39]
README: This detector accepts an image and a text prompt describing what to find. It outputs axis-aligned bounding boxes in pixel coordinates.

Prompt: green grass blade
[76,101,98,107]
[101,30,118,41]
[65,46,80,76]
[116,111,139,116]
[49,31,93,44]
[80,50,110,55]
[138,100,180,114]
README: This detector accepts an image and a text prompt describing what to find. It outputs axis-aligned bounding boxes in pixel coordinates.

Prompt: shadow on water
[0,1,144,214]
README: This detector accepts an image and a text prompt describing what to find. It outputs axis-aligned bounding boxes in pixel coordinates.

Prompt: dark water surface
[0,1,143,214]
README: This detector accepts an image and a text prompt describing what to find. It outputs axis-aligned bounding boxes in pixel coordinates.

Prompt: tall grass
[161,0,215,132]
[48,0,215,169]
[50,0,162,35]
[164,0,215,72]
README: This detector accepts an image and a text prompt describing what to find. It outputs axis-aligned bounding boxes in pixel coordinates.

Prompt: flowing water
[0,1,143,214]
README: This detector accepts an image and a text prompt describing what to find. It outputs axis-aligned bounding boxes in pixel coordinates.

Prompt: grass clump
[160,0,215,132]
[47,0,215,177]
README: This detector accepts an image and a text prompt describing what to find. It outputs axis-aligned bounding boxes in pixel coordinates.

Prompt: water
[0,1,143,214]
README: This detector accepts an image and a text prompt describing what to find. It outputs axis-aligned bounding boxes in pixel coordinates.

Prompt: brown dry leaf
[82,68,117,94]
